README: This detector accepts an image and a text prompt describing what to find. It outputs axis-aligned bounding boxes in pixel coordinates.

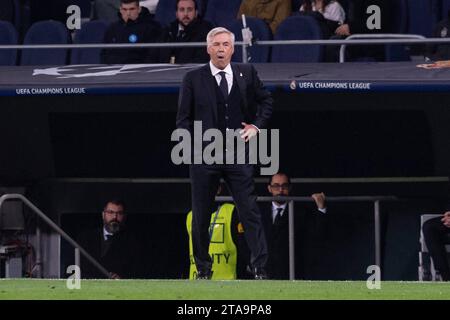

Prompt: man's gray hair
[206,27,235,47]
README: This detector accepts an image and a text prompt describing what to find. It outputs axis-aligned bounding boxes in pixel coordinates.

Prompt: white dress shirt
[209,61,233,94]
[271,202,287,223]
[103,227,114,241]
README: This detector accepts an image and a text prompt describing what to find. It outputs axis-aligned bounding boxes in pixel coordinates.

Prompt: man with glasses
[262,172,326,279]
[76,199,144,279]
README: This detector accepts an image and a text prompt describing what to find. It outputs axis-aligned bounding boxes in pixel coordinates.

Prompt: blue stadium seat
[0,21,18,66]
[407,0,436,37]
[20,20,70,66]
[154,0,177,27]
[71,20,109,64]
[271,15,323,63]
[230,17,272,63]
[204,0,242,28]
[155,0,204,27]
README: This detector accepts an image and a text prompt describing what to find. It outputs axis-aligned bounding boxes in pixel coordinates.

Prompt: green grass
[0,279,449,300]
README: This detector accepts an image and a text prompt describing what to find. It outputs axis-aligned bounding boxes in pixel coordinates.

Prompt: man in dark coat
[261,172,327,279]
[101,0,161,64]
[76,199,144,279]
[154,0,213,63]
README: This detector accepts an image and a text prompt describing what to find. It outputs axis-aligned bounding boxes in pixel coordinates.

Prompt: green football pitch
[0,279,449,299]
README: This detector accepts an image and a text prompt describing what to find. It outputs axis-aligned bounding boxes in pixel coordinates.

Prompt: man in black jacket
[176,27,273,280]
[261,172,327,279]
[423,211,450,281]
[154,0,213,63]
[101,0,161,64]
[327,0,393,61]
[76,200,144,279]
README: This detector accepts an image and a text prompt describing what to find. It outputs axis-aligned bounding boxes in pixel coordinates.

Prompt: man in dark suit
[261,172,327,279]
[422,211,450,281]
[76,199,144,279]
[176,27,273,280]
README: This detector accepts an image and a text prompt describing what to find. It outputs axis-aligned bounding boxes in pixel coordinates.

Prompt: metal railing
[0,35,449,63]
[0,194,110,278]
[338,34,427,63]
[215,195,397,280]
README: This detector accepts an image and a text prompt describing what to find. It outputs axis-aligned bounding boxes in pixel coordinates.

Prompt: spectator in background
[237,0,292,35]
[152,0,213,63]
[95,0,121,23]
[422,212,450,281]
[326,0,393,61]
[427,13,450,61]
[261,172,327,279]
[101,0,161,64]
[299,0,345,38]
[76,200,144,279]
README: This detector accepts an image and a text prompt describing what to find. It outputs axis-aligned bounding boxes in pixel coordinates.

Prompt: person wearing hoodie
[101,0,161,64]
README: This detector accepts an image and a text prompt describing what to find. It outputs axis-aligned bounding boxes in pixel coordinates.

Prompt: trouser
[190,163,268,273]
[423,217,450,281]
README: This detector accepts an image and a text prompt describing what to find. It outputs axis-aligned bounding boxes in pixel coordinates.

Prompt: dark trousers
[423,217,450,281]
[190,163,268,273]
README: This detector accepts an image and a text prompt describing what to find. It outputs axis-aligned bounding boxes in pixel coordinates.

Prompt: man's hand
[441,211,450,228]
[335,24,350,36]
[109,272,121,279]
[240,122,258,142]
[311,192,326,209]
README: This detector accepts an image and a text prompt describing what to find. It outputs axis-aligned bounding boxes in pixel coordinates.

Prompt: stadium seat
[154,0,177,27]
[71,20,109,64]
[271,15,323,63]
[229,17,272,63]
[418,214,450,281]
[0,21,18,66]
[204,0,242,28]
[20,20,70,66]
[407,0,437,37]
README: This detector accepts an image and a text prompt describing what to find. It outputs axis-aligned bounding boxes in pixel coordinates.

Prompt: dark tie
[101,234,113,256]
[177,30,185,40]
[274,208,283,225]
[219,71,229,99]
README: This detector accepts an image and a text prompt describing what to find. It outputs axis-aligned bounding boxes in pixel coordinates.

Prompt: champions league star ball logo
[32,64,199,79]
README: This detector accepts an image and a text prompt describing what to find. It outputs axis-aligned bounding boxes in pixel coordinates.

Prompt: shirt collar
[209,61,232,77]
[103,227,114,240]
[272,202,287,212]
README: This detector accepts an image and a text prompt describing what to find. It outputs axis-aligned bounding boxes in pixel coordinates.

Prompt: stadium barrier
[0,193,110,278]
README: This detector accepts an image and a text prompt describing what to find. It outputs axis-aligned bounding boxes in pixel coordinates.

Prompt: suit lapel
[231,64,248,111]
[200,64,218,124]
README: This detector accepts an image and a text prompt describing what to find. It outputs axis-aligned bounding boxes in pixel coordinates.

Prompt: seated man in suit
[76,199,144,279]
[261,172,327,279]
[422,211,450,281]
